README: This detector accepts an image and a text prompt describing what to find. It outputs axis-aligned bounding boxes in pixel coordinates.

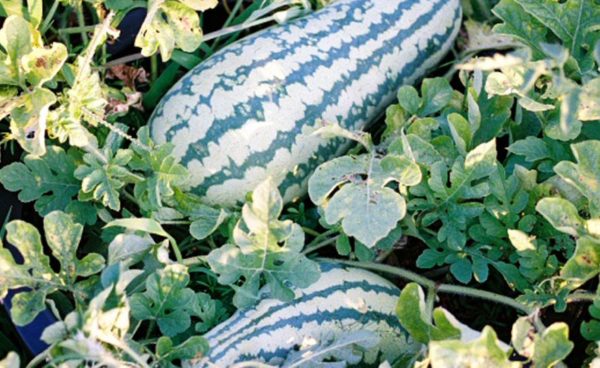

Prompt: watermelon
[149,0,462,207]
[193,263,416,367]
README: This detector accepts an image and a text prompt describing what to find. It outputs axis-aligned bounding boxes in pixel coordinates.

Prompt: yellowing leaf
[561,236,600,287]
[0,15,33,85]
[9,87,56,156]
[22,43,68,87]
[179,0,217,11]
[508,229,536,252]
[429,327,518,368]
[135,0,211,61]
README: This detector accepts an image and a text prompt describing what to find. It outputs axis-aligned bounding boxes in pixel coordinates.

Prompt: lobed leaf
[207,179,320,308]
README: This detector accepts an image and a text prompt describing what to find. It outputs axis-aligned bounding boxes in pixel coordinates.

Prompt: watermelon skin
[191,263,416,367]
[149,0,462,207]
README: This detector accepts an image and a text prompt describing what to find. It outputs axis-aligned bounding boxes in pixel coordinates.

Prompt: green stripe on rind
[190,264,416,367]
[149,0,462,207]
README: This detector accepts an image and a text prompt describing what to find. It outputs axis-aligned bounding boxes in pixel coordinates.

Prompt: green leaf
[514,0,600,62]
[104,0,134,10]
[447,113,473,154]
[581,319,600,341]
[189,292,228,333]
[189,206,228,240]
[130,134,189,212]
[420,78,453,116]
[156,336,208,366]
[429,326,518,368]
[0,146,80,215]
[536,197,585,237]
[207,179,320,308]
[581,298,600,341]
[508,137,550,162]
[75,148,137,211]
[554,141,600,216]
[130,263,195,336]
[335,235,351,256]
[420,140,497,250]
[472,86,513,146]
[108,234,154,267]
[531,322,574,368]
[1,211,103,325]
[396,283,461,344]
[450,257,473,284]
[506,229,553,284]
[493,0,548,58]
[397,85,422,115]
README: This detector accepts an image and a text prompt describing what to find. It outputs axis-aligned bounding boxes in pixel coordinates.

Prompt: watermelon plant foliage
[1,0,600,366]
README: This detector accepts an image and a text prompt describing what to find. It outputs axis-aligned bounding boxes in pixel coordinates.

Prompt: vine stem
[40,0,60,33]
[103,10,302,68]
[96,331,151,368]
[76,3,90,44]
[302,236,338,255]
[26,347,52,368]
[566,292,598,303]
[324,259,533,315]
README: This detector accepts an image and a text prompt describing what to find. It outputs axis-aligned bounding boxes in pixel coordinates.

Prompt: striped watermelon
[191,263,416,367]
[191,263,495,367]
[149,0,462,207]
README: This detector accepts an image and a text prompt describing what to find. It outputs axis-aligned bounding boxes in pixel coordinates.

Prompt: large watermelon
[149,0,462,207]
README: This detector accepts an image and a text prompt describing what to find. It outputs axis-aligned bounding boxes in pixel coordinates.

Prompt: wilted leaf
[135,0,217,61]
[9,87,56,156]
